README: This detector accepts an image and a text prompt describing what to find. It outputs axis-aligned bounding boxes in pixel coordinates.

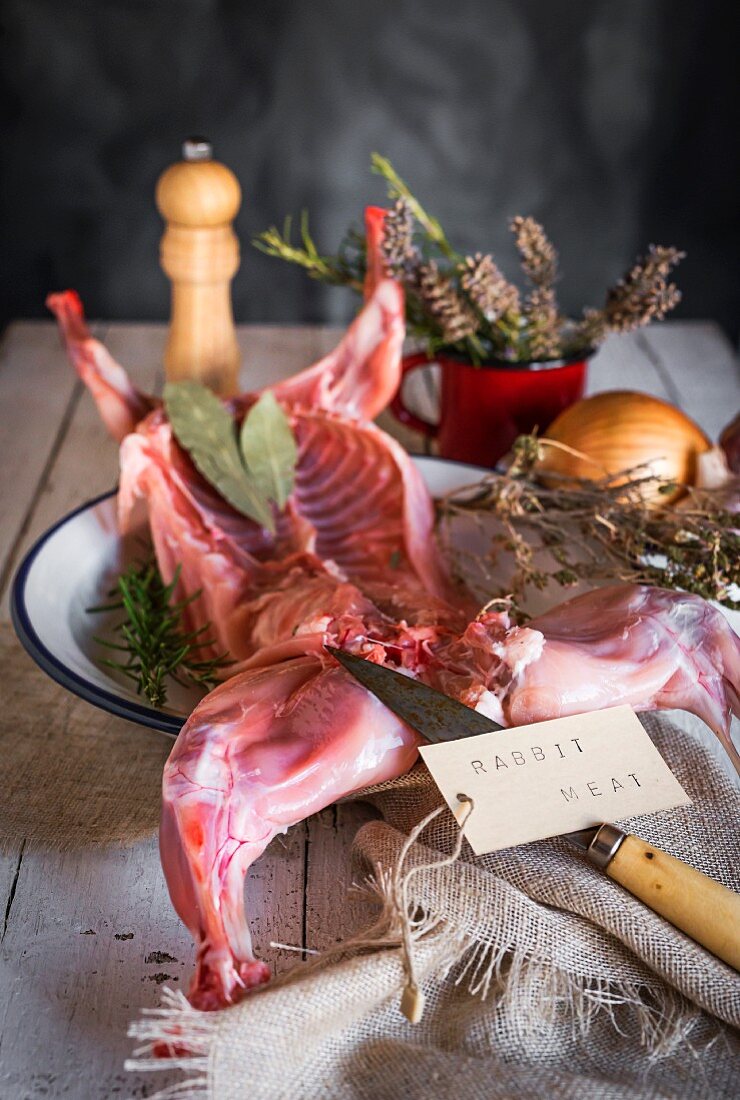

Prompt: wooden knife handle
[606,835,740,970]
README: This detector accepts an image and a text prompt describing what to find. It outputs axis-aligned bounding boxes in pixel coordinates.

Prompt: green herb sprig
[253,212,366,293]
[370,153,455,260]
[88,559,232,707]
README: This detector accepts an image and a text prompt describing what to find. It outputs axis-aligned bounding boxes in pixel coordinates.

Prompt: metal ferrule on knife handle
[584,823,626,870]
[589,826,740,971]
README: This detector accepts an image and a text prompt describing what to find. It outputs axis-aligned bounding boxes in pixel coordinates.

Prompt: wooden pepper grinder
[156,138,242,395]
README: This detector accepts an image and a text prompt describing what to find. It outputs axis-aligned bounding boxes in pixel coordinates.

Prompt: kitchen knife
[327,646,740,971]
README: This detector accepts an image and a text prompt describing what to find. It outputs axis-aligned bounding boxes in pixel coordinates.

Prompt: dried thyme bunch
[254,155,685,363]
[437,435,739,610]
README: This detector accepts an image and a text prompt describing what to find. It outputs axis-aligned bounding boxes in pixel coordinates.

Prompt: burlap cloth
[3,627,738,1097]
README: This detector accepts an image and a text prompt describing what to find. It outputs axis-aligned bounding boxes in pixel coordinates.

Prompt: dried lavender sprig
[417,260,479,345]
[256,156,686,363]
[460,253,520,322]
[511,215,558,289]
[524,287,561,360]
[382,198,419,280]
[568,308,608,350]
[604,245,685,333]
[510,216,562,357]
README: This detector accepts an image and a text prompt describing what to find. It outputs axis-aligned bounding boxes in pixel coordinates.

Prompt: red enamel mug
[390,351,590,467]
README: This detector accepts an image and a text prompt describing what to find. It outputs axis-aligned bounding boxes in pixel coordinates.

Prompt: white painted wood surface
[0,320,737,1099]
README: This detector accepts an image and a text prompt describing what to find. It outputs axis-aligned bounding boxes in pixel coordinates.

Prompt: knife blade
[327,646,740,970]
[326,646,601,851]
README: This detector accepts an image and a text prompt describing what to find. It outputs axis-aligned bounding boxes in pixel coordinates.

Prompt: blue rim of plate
[11,487,185,737]
[9,455,495,739]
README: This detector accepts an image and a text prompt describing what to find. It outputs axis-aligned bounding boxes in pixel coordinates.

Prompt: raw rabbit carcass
[48,207,740,1012]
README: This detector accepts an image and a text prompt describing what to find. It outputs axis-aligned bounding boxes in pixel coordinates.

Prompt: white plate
[11,456,490,737]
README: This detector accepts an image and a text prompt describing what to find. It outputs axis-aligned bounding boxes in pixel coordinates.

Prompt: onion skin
[689,448,740,514]
[720,412,740,474]
[536,390,711,505]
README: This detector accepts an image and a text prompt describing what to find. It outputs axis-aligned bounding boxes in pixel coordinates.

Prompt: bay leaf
[164,382,275,532]
[240,391,298,510]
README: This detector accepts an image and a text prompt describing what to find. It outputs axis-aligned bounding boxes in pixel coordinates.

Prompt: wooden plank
[96,320,346,390]
[0,322,82,602]
[0,321,93,1094]
[0,838,192,1098]
[639,321,739,439]
[0,843,24,940]
[0,829,308,1099]
[305,802,380,955]
[0,322,179,1097]
[247,824,309,975]
[102,321,167,391]
[585,330,672,401]
[236,322,341,389]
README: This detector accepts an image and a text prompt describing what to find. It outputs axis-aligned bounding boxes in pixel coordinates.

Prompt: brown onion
[536,390,711,505]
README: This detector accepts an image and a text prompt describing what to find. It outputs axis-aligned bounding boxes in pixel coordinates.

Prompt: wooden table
[0,319,738,1098]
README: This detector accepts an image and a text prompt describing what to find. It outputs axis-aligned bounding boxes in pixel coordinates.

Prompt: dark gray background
[2,0,738,335]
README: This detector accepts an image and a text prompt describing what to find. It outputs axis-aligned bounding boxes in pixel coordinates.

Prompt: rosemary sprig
[253,212,365,293]
[88,558,232,707]
[437,436,740,610]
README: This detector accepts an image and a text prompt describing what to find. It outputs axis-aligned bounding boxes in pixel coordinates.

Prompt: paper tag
[418,706,690,854]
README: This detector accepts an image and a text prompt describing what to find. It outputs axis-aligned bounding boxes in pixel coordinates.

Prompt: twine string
[394,793,474,1021]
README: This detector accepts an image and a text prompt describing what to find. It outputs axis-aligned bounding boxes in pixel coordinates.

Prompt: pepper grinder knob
[156,138,242,395]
